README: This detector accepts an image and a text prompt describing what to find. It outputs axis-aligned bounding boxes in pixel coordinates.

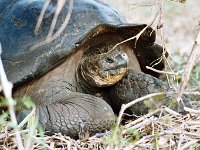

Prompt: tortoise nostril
[105,57,114,63]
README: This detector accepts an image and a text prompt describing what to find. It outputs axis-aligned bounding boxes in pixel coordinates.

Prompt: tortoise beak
[115,52,129,69]
[104,51,128,71]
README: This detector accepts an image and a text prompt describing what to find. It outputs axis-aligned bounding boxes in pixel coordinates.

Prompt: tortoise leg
[108,69,191,115]
[37,92,115,139]
[17,92,115,139]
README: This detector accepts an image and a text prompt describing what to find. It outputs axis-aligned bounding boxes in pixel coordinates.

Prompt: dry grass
[1,107,200,149]
[0,0,199,149]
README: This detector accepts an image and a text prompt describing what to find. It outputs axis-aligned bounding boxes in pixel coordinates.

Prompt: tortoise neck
[76,61,102,95]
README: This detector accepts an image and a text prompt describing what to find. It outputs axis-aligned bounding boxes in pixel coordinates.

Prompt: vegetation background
[108,0,200,56]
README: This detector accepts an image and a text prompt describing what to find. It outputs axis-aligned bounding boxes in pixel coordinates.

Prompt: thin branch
[108,25,149,54]
[177,29,200,101]
[183,91,200,95]
[146,66,179,76]
[163,106,182,116]
[184,107,200,114]
[122,116,156,134]
[46,0,66,40]
[48,0,73,42]
[124,109,160,129]
[34,0,51,35]
[0,43,24,150]
[181,139,199,150]
[108,8,160,54]
[116,92,164,126]
[30,0,74,51]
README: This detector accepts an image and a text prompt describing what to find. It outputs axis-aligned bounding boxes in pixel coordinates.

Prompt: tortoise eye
[105,57,114,63]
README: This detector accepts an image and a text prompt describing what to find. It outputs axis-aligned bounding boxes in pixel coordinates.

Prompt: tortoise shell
[0,0,164,85]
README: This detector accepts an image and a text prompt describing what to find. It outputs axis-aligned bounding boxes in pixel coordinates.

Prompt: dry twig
[0,43,24,149]
[146,66,179,76]
[116,92,164,126]
[177,29,200,101]
[31,0,74,51]
[34,0,51,35]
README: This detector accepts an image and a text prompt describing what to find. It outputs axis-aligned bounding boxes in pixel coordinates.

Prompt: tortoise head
[79,51,129,87]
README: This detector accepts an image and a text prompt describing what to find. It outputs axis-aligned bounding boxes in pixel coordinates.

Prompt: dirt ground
[108,0,200,59]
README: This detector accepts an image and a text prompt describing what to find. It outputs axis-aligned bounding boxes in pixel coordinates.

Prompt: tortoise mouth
[103,63,127,71]
[99,63,128,79]
[95,67,128,87]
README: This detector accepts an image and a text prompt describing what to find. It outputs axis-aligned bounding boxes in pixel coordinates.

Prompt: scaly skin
[16,35,179,138]
[109,69,191,115]
[38,92,115,139]
[16,47,128,139]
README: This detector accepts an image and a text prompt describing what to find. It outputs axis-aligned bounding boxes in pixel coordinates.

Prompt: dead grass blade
[177,29,200,101]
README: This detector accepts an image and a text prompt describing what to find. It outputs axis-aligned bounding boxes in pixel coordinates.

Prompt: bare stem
[146,66,179,76]
[108,25,149,54]
[177,29,200,101]
[30,0,74,51]
[34,0,51,35]
[46,0,66,40]
[0,43,24,150]
[116,92,164,126]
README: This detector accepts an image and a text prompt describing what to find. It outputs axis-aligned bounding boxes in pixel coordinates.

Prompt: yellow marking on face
[93,67,128,87]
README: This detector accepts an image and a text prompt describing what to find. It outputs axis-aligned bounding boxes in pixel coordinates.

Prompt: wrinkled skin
[15,34,140,138]
[15,33,191,139]
[109,70,191,116]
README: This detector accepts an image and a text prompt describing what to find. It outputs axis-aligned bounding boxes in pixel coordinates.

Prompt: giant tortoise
[0,0,190,138]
